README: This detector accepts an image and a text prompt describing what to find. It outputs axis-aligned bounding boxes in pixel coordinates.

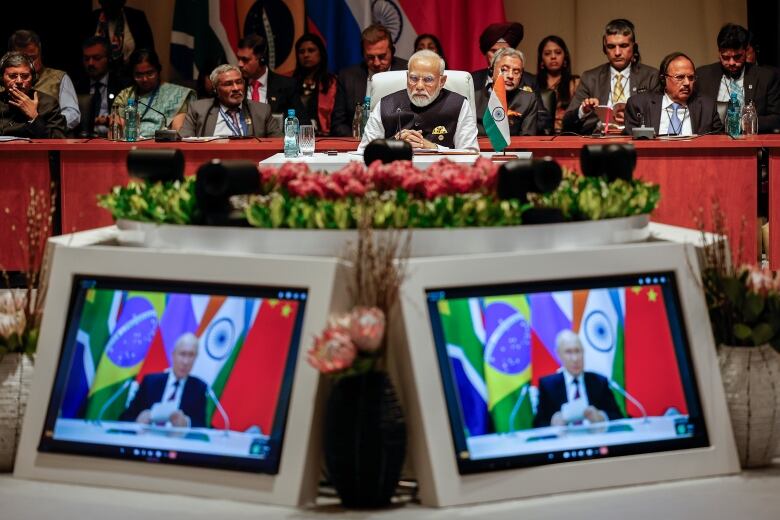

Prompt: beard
[407,85,442,108]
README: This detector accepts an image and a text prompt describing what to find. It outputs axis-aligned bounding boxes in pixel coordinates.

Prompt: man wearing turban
[471,22,535,93]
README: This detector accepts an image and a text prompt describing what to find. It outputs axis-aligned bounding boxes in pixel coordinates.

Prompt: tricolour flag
[171,0,238,81]
[483,74,510,152]
[529,292,572,386]
[482,296,533,432]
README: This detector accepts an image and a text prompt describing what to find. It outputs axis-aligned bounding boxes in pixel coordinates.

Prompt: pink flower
[307,326,357,374]
[349,307,385,352]
[744,265,780,296]
[343,179,367,197]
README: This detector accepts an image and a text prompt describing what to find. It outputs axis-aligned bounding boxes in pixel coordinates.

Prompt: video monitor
[426,271,707,474]
[38,276,307,474]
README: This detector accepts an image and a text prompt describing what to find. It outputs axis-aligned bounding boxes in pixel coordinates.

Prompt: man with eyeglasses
[358,49,478,152]
[625,52,723,136]
[0,51,66,138]
[696,23,780,133]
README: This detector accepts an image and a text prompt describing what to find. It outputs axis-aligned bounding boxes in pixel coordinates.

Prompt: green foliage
[97,177,199,224]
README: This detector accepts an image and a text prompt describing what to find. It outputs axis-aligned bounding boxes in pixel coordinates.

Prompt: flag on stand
[483,74,510,152]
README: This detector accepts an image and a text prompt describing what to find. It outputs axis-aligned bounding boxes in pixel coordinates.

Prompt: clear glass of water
[299,125,316,156]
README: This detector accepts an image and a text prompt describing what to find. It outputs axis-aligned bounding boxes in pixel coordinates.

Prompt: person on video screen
[533,329,624,427]
[120,333,207,428]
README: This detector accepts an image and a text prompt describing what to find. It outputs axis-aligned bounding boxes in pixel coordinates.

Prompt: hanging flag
[624,285,688,417]
[529,292,572,386]
[483,73,511,152]
[438,297,491,437]
[482,295,533,432]
[171,0,239,81]
[306,0,371,73]
[238,0,306,75]
[212,299,298,433]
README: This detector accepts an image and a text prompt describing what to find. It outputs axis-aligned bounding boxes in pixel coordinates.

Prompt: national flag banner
[482,295,533,432]
[171,0,238,81]
[438,298,490,437]
[483,74,510,152]
[528,292,572,386]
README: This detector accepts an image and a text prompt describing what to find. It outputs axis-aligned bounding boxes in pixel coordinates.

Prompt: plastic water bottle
[284,109,299,158]
[352,103,363,138]
[360,96,371,136]
[124,99,138,142]
[726,92,742,138]
[741,100,758,135]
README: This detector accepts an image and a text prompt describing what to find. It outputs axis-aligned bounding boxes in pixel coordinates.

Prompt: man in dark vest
[358,49,479,152]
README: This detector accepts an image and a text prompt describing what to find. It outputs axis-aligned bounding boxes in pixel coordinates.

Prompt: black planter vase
[323,371,406,508]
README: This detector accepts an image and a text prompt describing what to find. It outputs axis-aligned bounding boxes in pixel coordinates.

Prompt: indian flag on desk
[483,74,511,152]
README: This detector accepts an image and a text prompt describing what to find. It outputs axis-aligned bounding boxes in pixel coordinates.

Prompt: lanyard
[219,107,248,136]
[664,105,689,135]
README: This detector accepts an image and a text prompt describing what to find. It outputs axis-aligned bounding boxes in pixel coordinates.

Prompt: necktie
[612,72,626,104]
[251,79,262,102]
[166,379,180,401]
[669,102,682,135]
[228,108,242,136]
[729,78,742,102]
[90,82,103,132]
[572,379,581,400]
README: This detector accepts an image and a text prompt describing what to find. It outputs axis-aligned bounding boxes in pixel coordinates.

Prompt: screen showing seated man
[426,272,709,474]
[38,276,308,474]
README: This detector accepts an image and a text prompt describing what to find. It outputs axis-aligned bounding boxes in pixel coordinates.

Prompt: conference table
[1,135,776,271]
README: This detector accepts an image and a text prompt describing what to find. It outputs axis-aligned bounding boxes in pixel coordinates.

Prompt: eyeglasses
[4,72,31,81]
[133,70,158,79]
[407,74,436,86]
[666,74,697,83]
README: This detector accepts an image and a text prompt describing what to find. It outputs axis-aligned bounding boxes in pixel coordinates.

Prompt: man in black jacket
[695,23,780,134]
[330,24,407,137]
[471,22,534,93]
[237,33,296,116]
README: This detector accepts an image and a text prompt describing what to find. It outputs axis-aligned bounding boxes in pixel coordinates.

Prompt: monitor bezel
[14,229,349,507]
[394,241,739,507]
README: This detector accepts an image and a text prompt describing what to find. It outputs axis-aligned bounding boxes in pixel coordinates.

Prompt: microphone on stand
[609,379,648,423]
[508,383,531,433]
[134,98,181,142]
[206,385,231,436]
[95,378,133,426]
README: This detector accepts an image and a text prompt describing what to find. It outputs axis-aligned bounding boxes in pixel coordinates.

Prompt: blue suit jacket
[120,372,208,428]
[533,371,624,427]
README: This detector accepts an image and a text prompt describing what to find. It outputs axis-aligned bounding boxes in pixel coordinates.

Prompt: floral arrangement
[98,158,661,228]
[529,169,660,221]
[97,178,198,225]
[1,187,53,358]
[307,220,409,377]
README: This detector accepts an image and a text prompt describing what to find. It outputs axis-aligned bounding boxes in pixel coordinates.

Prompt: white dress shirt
[562,370,591,405]
[214,103,245,136]
[57,73,80,129]
[716,68,745,122]
[161,371,188,411]
[578,66,632,119]
[358,96,479,152]
[658,94,693,136]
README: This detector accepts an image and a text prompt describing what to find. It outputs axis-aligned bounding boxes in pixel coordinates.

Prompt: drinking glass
[299,125,316,156]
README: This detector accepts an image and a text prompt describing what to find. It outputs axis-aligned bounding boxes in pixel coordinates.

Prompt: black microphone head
[195,159,260,225]
[580,143,636,182]
[364,139,413,166]
[496,157,563,201]
[127,148,184,183]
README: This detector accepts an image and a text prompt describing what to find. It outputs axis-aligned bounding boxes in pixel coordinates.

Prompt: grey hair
[555,329,582,353]
[0,51,34,74]
[408,49,445,75]
[490,47,525,70]
[209,64,242,90]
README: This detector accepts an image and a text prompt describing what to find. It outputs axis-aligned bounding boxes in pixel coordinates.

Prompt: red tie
[252,79,262,102]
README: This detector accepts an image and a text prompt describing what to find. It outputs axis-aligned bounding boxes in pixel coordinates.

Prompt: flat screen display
[426,272,709,474]
[39,276,308,474]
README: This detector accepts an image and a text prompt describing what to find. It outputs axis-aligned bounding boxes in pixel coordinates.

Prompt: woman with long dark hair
[292,33,338,135]
[535,35,580,134]
[414,33,447,65]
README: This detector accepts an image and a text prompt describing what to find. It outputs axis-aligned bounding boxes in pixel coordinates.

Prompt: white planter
[116,215,650,258]
[0,353,34,472]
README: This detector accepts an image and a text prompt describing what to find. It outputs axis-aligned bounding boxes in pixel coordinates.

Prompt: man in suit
[475,48,538,136]
[75,36,130,137]
[625,52,723,136]
[121,333,207,428]
[237,33,296,116]
[330,24,408,137]
[695,23,780,133]
[358,49,478,152]
[533,330,624,428]
[471,22,535,92]
[179,64,281,138]
[563,19,659,135]
[0,51,67,138]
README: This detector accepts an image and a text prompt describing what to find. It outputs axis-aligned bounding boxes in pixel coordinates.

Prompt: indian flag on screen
[483,74,510,152]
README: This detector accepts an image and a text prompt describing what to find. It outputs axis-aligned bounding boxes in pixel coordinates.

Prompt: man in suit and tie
[695,23,780,134]
[475,47,538,136]
[179,64,281,138]
[121,333,207,428]
[330,24,408,137]
[625,52,723,136]
[533,330,624,428]
[236,33,296,116]
[563,19,659,135]
[75,36,130,137]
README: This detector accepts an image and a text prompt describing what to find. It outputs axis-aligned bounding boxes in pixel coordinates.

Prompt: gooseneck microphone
[206,385,231,436]
[95,378,134,425]
[134,98,181,142]
[609,379,649,422]
[508,383,531,434]
[395,107,402,138]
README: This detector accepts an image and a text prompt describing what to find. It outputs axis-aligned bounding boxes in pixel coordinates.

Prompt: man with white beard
[358,49,479,151]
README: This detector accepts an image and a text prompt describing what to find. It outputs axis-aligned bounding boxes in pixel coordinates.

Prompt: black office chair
[537,89,557,136]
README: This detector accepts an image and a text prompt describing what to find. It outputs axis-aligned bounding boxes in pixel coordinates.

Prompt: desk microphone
[632,110,656,139]
[206,385,231,436]
[508,383,531,433]
[95,378,133,425]
[134,98,181,142]
[608,379,648,422]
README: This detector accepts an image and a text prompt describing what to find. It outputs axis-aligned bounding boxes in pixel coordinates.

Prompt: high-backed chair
[368,70,477,117]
